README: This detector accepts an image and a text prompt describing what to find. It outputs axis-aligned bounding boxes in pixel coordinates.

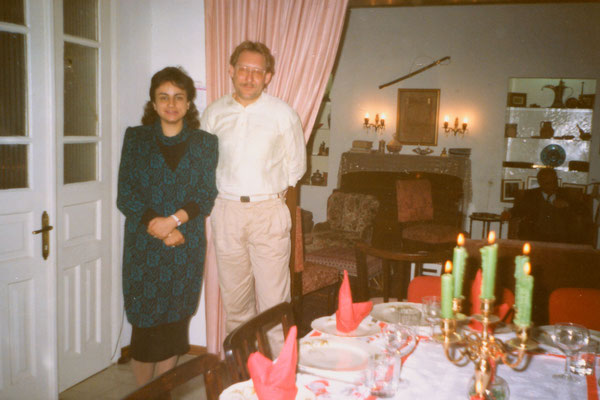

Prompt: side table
[469,212,505,239]
[354,242,451,302]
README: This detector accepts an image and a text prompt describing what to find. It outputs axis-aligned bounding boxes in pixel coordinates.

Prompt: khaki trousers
[211,197,292,354]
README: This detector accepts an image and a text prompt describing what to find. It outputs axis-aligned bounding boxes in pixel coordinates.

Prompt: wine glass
[422,296,441,338]
[551,322,589,381]
[381,324,414,387]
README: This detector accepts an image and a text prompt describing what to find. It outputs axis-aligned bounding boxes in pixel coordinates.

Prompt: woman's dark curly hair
[141,66,200,129]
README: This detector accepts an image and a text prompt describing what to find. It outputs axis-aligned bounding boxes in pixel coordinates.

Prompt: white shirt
[201,92,306,196]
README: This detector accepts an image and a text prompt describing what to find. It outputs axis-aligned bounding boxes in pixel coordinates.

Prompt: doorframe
[108,0,124,364]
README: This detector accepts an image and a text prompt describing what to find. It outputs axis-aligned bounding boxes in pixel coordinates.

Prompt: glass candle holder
[467,375,509,400]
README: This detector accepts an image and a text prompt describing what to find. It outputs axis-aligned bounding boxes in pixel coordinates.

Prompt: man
[502,168,592,244]
[201,41,306,347]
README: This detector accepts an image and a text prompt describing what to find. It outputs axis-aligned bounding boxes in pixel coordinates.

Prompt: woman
[117,66,217,386]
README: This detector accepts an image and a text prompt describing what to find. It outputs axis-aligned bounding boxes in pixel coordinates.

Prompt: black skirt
[130,317,191,363]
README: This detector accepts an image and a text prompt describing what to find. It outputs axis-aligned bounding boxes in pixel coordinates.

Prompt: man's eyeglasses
[235,65,267,79]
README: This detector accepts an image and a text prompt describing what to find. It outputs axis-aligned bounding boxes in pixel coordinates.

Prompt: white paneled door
[0,1,112,398]
[0,2,57,399]
[55,0,112,393]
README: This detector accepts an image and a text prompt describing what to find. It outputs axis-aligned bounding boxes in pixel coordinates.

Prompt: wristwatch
[170,214,182,227]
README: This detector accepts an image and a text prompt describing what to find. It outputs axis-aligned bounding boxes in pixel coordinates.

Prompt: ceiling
[348,0,597,7]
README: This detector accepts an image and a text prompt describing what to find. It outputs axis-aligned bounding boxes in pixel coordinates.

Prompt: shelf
[506,107,593,113]
[505,137,589,141]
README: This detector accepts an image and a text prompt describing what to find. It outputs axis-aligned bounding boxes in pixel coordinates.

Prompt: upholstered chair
[304,191,380,253]
[396,179,464,251]
[549,288,600,330]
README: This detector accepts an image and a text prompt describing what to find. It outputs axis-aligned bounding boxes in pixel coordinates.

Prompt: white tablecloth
[296,318,596,400]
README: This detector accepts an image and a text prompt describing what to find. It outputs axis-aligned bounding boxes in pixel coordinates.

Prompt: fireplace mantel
[339,152,472,209]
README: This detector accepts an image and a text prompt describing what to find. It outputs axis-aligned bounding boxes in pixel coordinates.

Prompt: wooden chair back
[549,288,600,330]
[121,353,224,400]
[407,276,441,302]
[222,302,295,382]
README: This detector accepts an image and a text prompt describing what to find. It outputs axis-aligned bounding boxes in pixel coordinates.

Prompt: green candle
[452,233,467,298]
[441,261,454,319]
[480,232,498,299]
[514,243,531,281]
[514,262,534,327]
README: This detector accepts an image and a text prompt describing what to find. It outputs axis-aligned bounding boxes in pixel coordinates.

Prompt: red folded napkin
[469,270,513,332]
[336,270,373,333]
[248,325,298,400]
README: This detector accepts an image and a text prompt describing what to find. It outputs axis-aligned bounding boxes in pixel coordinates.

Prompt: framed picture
[507,92,527,107]
[396,89,440,146]
[579,94,595,109]
[527,176,539,189]
[562,182,586,193]
[501,179,523,202]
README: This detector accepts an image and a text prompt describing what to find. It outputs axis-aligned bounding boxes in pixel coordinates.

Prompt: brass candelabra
[441,297,537,399]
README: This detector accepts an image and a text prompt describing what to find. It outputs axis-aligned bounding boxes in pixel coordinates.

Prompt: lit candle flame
[523,242,530,255]
[445,260,453,274]
[487,230,496,244]
[463,117,468,124]
[457,233,465,246]
[524,262,531,275]
[365,112,370,119]
[381,113,386,121]
[444,115,449,122]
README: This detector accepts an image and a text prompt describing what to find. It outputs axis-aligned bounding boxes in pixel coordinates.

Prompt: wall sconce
[364,113,385,135]
[443,116,468,136]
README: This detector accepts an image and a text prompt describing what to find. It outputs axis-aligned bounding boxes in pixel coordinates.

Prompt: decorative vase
[310,170,325,185]
[386,136,403,154]
[539,121,554,138]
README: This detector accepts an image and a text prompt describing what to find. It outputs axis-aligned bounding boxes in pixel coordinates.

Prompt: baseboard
[118,344,207,364]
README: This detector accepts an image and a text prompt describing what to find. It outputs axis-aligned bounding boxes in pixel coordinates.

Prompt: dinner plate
[370,302,425,325]
[298,337,379,373]
[310,315,380,337]
[219,379,315,400]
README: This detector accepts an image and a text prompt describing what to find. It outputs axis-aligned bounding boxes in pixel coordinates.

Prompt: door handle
[32,211,53,260]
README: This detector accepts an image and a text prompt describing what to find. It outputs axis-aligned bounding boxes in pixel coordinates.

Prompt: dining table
[291,305,599,400]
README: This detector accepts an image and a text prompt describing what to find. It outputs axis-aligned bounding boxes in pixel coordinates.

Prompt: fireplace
[337,152,471,248]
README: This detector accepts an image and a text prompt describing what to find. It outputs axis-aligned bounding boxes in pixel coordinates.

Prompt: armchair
[304,191,380,253]
[303,191,382,297]
[395,179,464,252]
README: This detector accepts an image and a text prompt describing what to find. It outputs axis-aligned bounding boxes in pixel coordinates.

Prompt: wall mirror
[501,77,596,203]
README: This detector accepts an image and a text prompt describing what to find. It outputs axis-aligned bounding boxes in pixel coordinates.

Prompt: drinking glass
[381,324,415,386]
[422,296,441,338]
[551,322,589,381]
[366,353,398,398]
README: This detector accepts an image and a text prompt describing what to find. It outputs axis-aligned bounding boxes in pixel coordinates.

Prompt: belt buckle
[240,196,250,203]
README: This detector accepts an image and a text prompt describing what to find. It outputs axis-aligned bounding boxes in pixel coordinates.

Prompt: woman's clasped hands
[147,216,185,248]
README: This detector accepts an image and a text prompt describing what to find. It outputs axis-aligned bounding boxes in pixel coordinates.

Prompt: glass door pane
[0,144,27,189]
[64,42,97,137]
[0,0,24,25]
[63,0,97,40]
[0,32,26,137]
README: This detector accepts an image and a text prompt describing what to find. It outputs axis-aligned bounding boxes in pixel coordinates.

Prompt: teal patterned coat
[117,123,217,328]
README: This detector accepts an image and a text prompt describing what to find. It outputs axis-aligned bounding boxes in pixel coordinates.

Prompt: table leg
[383,259,391,303]
[499,221,503,238]
[354,245,369,302]
[483,221,490,239]
[398,261,412,301]
[469,218,473,238]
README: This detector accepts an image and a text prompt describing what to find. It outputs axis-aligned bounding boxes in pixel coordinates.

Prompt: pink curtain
[203,0,348,355]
